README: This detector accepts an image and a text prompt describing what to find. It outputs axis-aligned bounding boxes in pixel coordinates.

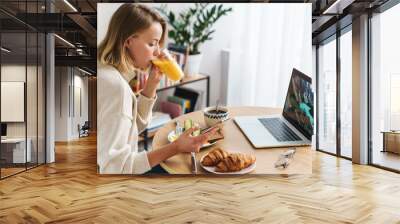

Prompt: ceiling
[0,0,98,73]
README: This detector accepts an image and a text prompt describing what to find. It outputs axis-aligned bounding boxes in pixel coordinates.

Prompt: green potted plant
[157,3,232,76]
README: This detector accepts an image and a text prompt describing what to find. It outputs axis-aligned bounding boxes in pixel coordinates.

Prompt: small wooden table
[381,131,400,154]
[152,107,312,174]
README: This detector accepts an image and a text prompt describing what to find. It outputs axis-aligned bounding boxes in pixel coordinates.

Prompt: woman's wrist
[141,82,158,98]
[160,142,179,157]
[142,63,163,98]
[170,141,181,154]
[147,141,179,167]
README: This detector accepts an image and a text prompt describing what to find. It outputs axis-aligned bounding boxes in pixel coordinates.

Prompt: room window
[370,2,400,171]
[317,36,337,155]
[339,28,352,158]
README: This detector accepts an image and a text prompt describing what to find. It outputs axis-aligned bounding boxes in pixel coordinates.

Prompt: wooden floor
[1,167,26,178]
[1,135,400,223]
[1,163,45,178]
[373,150,400,171]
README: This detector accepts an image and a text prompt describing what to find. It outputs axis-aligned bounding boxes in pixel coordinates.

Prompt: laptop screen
[282,69,314,140]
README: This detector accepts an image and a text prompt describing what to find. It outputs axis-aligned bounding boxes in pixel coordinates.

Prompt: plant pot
[185,53,203,77]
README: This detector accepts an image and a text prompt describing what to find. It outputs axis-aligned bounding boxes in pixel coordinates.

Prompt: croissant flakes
[201,148,256,172]
[201,148,229,166]
[215,153,256,172]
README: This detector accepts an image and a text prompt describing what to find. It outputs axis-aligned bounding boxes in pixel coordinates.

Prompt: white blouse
[97,64,156,174]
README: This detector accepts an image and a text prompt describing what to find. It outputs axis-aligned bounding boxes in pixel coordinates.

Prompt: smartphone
[200,118,231,134]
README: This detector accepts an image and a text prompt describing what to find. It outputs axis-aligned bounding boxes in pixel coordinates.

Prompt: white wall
[54,67,89,141]
[72,73,89,138]
[55,67,69,141]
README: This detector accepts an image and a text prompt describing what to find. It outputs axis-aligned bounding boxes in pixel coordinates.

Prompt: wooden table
[152,107,312,174]
[381,131,400,154]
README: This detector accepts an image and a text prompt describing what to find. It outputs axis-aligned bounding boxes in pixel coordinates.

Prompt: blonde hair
[98,3,167,74]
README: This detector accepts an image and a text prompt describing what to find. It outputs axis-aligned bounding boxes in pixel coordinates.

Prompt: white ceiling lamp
[63,0,78,12]
[1,47,11,53]
[78,67,93,76]
[322,0,355,15]
[54,34,75,48]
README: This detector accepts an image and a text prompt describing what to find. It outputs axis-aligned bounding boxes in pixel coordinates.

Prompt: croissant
[201,148,229,166]
[215,153,256,172]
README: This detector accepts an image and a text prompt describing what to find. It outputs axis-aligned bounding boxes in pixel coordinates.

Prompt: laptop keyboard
[258,118,302,142]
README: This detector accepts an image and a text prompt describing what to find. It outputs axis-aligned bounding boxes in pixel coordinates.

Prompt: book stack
[174,87,201,113]
[159,87,202,118]
[147,111,171,132]
[167,95,191,114]
[160,101,182,119]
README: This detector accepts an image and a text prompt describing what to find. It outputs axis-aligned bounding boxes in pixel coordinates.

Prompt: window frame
[367,0,400,173]
[315,24,352,161]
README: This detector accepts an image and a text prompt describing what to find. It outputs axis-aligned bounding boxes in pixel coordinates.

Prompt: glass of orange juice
[152,49,184,81]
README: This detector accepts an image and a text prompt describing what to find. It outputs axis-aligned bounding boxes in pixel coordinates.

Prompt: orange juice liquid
[152,58,184,81]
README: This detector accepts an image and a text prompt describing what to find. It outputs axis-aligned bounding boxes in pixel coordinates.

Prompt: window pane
[318,37,337,154]
[27,31,38,169]
[38,32,46,165]
[1,22,28,177]
[371,3,400,171]
[26,0,40,169]
[0,0,46,179]
[340,29,352,158]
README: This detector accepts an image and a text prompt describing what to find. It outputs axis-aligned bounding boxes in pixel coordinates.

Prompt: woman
[97,3,216,174]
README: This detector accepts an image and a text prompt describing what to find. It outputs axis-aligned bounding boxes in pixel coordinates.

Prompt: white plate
[167,131,217,149]
[199,154,257,175]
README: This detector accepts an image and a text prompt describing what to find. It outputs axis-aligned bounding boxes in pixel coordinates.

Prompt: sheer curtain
[225,4,312,107]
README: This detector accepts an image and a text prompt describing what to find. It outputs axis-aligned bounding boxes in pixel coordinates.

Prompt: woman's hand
[172,127,218,154]
[147,65,164,85]
[141,49,169,98]
[141,65,163,98]
[146,126,218,168]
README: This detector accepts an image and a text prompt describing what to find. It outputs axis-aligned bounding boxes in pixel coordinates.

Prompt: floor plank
[0,134,400,223]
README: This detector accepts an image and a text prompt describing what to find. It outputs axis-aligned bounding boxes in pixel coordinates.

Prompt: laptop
[234,68,314,148]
